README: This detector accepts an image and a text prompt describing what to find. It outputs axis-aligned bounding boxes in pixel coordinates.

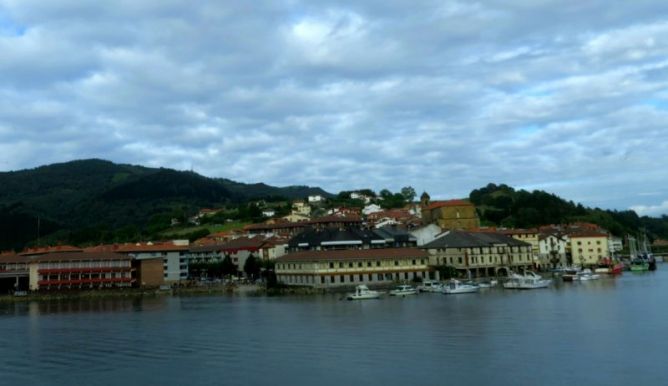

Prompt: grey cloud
[1,1,667,214]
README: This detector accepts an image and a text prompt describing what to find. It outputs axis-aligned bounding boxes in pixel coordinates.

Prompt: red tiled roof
[277,248,428,262]
[84,242,188,253]
[425,199,473,210]
[20,245,83,256]
[0,253,26,264]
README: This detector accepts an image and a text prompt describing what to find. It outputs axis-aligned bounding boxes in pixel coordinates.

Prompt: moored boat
[418,280,443,293]
[389,284,418,297]
[503,272,552,289]
[442,279,479,294]
[562,267,581,282]
[578,268,600,281]
[346,285,381,300]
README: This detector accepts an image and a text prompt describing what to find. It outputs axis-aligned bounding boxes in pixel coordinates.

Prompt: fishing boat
[594,257,623,275]
[442,279,479,294]
[628,235,649,272]
[346,285,381,300]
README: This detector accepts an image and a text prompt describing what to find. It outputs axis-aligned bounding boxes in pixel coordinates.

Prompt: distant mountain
[0,159,332,250]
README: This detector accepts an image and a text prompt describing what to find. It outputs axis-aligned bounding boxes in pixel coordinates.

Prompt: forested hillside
[470,183,668,239]
[0,159,330,250]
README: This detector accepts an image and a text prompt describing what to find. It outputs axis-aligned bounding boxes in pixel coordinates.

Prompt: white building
[538,233,569,268]
[409,224,442,246]
[363,204,383,215]
[308,195,324,203]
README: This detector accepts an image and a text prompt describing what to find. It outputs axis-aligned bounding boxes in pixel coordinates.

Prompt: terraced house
[423,230,533,277]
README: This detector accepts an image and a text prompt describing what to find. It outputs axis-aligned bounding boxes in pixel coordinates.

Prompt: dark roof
[277,248,428,262]
[189,237,268,253]
[31,252,131,263]
[423,230,531,249]
[0,254,26,264]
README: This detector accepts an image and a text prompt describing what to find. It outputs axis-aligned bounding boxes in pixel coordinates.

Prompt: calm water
[2,268,668,386]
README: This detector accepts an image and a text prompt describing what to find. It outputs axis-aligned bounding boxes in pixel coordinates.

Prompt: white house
[538,233,569,268]
[262,209,276,217]
[409,224,442,246]
[308,195,324,203]
[363,204,383,215]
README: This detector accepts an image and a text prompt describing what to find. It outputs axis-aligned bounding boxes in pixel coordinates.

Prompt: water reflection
[0,268,665,386]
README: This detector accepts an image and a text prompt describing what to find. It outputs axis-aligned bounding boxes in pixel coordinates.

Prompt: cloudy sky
[1,1,668,216]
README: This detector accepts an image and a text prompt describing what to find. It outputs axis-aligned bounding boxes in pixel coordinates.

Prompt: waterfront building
[538,232,569,268]
[423,230,533,277]
[419,193,479,230]
[102,241,190,283]
[275,248,429,287]
[0,252,29,293]
[569,232,609,267]
[28,252,134,291]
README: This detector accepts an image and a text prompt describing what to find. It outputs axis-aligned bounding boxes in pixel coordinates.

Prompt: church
[420,192,480,230]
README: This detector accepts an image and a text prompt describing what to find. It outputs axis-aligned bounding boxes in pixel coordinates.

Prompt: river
[1,267,666,386]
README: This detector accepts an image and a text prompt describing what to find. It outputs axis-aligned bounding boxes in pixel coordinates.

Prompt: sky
[1,1,668,216]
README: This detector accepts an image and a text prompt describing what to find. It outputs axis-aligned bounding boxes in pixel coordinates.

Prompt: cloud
[0,1,667,215]
[631,201,668,217]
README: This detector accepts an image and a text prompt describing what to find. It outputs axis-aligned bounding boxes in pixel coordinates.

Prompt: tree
[400,186,416,202]
[221,255,238,277]
[243,254,261,279]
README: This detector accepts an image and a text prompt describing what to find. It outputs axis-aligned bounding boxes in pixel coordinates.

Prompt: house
[423,230,534,277]
[308,195,324,203]
[498,228,540,262]
[419,193,479,230]
[350,192,372,203]
[291,201,312,216]
[409,224,442,246]
[362,204,383,215]
[569,232,609,267]
[262,209,276,218]
[275,248,430,288]
[283,213,311,223]
[538,232,569,268]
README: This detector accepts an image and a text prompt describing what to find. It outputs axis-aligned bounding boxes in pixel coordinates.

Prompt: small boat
[476,279,498,288]
[389,284,418,296]
[442,279,479,294]
[578,268,600,281]
[503,272,552,289]
[346,285,381,300]
[562,267,581,282]
[418,280,443,293]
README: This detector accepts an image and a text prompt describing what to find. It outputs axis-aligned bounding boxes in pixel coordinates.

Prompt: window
[359,274,363,281]
[349,275,354,282]
[358,262,363,268]
[378,274,383,281]
[329,262,334,269]
[339,276,344,283]
[348,262,353,268]
[458,257,462,264]
[339,262,344,268]
[367,261,372,267]
[412,260,416,265]
[321,276,325,284]
[376,261,381,267]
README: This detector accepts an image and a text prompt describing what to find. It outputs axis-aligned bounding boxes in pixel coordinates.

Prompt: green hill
[469,183,668,240]
[0,159,331,250]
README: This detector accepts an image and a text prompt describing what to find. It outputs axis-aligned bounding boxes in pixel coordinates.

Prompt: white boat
[477,279,498,288]
[346,285,381,300]
[389,284,418,296]
[418,280,443,293]
[578,268,600,281]
[442,279,479,294]
[503,272,552,289]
